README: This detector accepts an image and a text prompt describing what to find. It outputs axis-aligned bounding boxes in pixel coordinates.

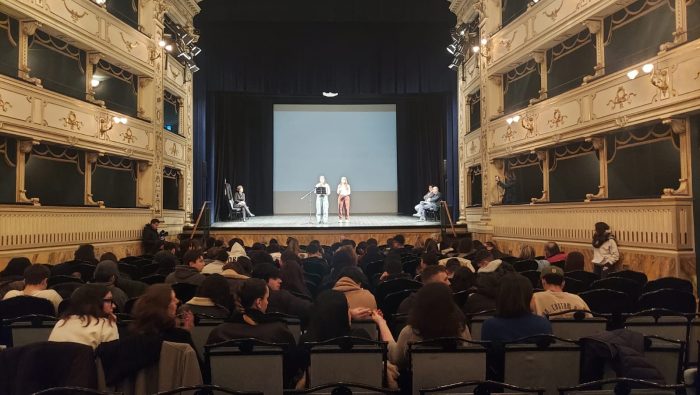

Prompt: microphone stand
[301,188,316,225]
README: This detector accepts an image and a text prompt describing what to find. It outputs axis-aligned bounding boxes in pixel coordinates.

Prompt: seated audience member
[286,237,303,259]
[481,273,552,342]
[92,261,129,311]
[203,249,229,274]
[416,252,440,279]
[359,244,383,270]
[3,264,63,312]
[391,234,408,253]
[332,267,377,310]
[472,249,503,273]
[0,257,32,280]
[154,250,179,275]
[544,242,567,266]
[379,252,411,282]
[108,262,148,299]
[75,244,99,265]
[485,241,506,259]
[229,241,247,261]
[302,243,329,274]
[249,250,275,267]
[163,241,178,256]
[386,283,471,369]
[280,254,311,298]
[531,267,590,317]
[129,284,196,347]
[398,265,450,314]
[207,278,298,387]
[518,245,550,271]
[423,239,440,255]
[252,263,312,321]
[450,267,477,293]
[464,264,514,314]
[99,252,118,263]
[300,290,373,344]
[165,250,206,286]
[186,274,233,319]
[49,284,119,349]
[564,251,586,272]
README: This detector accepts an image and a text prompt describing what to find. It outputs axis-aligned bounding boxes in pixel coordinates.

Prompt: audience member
[186,274,233,319]
[129,284,196,347]
[142,219,163,255]
[388,283,470,369]
[99,252,118,263]
[481,273,552,342]
[531,266,590,317]
[463,264,514,314]
[252,263,312,322]
[153,250,179,275]
[280,256,311,298]
[472,249,503,273]
[301,290,373,343]
[202,249,229,274]
[564,251,586,272]
[518,245,550,271]
[450,267,476,293]
[3,264,62,312]
[49,284,118,349]
[544,242,567,266]
[424,239,440,255]
[286,237,303,258]
[165,250,206,286]
[379,252,411,282]
[485,241,505,259]
[592,222,620,277]
[392,234,407,252]
[398,265,449,314]
[332,267,377,310]
[75,244,99,265]
[92,261,129,311]
[228,241,247,260]
[416,252,439,277]
[0,257,31,279]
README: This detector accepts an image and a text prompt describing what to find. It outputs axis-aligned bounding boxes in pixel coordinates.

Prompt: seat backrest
[513,260,539,272]
[579,289,633,315]
[0,296,56,319]
[563,277,588,294]
[549,317,608,340]
[50,282,83,299]
[590,278,642,301]
[307,337,386,388]
[117,262,141,280]
[1,314,57,347]
[382,289,417,318]
[190,319,224,358]
[688,318,700,364]
[565,271,600,288]
[140,274,166,285]
[365,260,386,279]
[409,339,487,394]
[643,277,694,294]
[352,319,379,340]
[47,275,84,288]
[205,339,285,393]
[520,270,543,289]
[608,270,648,286]
[265,312,302,343]
[637,289,697,314]
[644,336,684,384]
[504,337,581,395]
[624,314,689,343]
[172,283,198,304]
[375,279,422,304]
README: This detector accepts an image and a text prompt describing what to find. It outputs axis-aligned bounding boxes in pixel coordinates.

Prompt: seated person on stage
[531,266,590,317]
[234,185,255,218]
[414,186,442,221]
[413,185,433,217]
[3,264,62,313]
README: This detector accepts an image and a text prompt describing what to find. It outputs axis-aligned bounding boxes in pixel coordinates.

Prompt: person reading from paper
[315,175,331,224]
[413,185,434,217]
[337,176,351,223]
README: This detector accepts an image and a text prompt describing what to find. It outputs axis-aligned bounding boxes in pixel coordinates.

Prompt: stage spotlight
[191,46,202,56]
[165,44,173,52]
[178,52,192,60]
[189,65,200,73]
[447,42,458,55]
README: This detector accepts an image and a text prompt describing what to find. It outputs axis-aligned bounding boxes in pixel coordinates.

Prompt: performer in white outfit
[315,175,331,224]
[337,177,351,222]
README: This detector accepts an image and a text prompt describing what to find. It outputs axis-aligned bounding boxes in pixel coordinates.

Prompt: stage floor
[211,214,439,230]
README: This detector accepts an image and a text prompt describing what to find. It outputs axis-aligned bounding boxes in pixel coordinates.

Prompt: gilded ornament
[170,142,178,156]
[120,128,137,144]
[543,1,564,21]
[502,126,516,142]
[0,94,12,112]
[607,86,637,110]
[547,109,568,128]
[62,0,87,22]
[61,111,83,130]
[119,33,139,52]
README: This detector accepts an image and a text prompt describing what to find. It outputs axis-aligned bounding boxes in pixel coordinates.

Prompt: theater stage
[204,214,443,246]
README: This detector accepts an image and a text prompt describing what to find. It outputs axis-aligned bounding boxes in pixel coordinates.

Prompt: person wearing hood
[228,242,247,261]
[92,261,129,312]
[332,267,376,310]
[142,218,163,255]
[203,249,229,274]
[153,250,179,275]
[252,263,312,324]
[165,250,206,286]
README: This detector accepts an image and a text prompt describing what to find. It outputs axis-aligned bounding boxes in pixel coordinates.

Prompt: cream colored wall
[0,0,200,266]
[450,0,697,282]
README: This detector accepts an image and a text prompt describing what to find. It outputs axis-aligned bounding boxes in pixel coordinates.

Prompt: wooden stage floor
[205,214,442,245]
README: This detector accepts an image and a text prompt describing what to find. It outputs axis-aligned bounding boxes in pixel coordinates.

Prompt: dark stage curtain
[208,93,447,220]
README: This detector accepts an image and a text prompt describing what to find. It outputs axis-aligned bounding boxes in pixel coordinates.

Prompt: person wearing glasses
[49,284,119,349]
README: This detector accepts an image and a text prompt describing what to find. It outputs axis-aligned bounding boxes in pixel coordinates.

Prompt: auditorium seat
[520,270,543,290]
[513,260,539,272]
[155,385,262,394]
[364,259,386,279]
[419,381,545,395]
[190,318,224,358]
[563,277,588,294]
[642,336,685,384]
[123,297,139,315]
[0,314,56,347]
[291,383,399,394]
[50,282,83,299]
[205,338,285,393]
[547,310,607,340]
[466,310,495,341]
[381,289,417,320]
[565,271,599,289]
[608,270,648,286]
[140,274,166,285]
[75,264,96,282]
[579,289,635,317]
[172,283,198,304]
[590,278,642,302]
[503,335,581,395]
[374,279,422,308]
[637,289,697,314]
[409,337,487,394]
[305,336,387,388]
[47,275,84,288]
[643,277,693,294]
[558,378,682,394]
[117,262,140,280]
[623,311,690,345]
[0,296,55,319]
[266,312,302,342]
[352,319,379,340]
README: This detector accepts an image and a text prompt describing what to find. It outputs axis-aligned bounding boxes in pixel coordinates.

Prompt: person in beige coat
[332,267,377,310]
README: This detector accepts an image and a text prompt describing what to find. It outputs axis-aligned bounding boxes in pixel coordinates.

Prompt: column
[16,140,40,205]
[582,19,604,84]
[531,150,549,203]
[662,118,692,197]
[84,153,105,207]
[17,20,41,86]
[585,137,608,202]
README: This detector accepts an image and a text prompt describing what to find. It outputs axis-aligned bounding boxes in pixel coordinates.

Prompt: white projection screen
[273,104,397,214]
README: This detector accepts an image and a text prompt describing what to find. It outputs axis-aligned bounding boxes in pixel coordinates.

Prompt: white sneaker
[418,218,426,222]
[412,213,421,217]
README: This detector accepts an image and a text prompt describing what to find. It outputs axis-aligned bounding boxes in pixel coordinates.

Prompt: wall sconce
[90,78,100,88]
[93,0,106,6]
[626,63,654,80]
[506,115,521,125]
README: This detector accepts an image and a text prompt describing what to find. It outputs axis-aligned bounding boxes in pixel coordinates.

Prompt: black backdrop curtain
[209,93,448,220]
[194,1,458,218]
